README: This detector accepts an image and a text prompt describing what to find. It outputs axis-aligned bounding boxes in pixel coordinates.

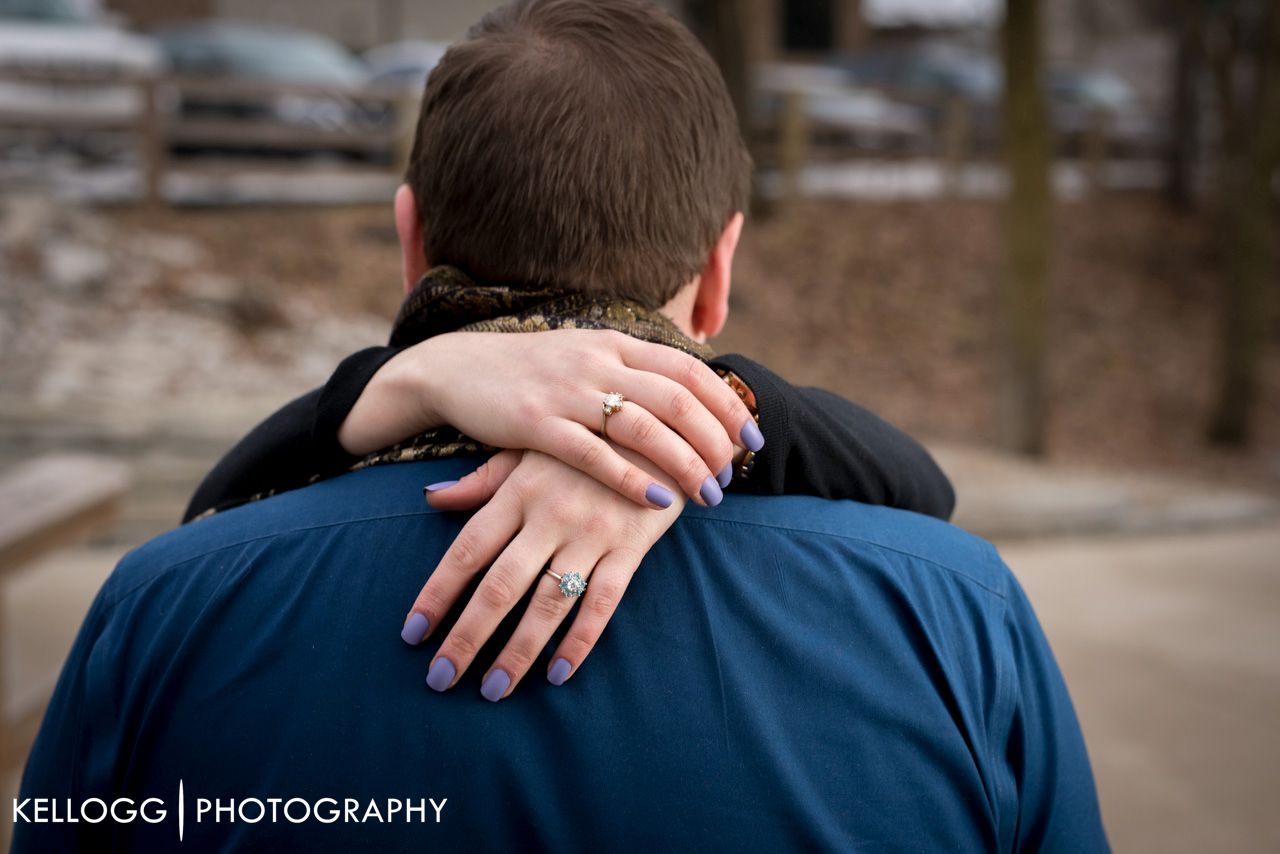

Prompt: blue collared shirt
[17,458,1107,852]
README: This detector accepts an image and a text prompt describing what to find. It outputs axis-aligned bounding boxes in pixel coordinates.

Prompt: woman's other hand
[401,448,685,700]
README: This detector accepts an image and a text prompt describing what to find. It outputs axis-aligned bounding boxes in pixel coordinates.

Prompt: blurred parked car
[754,62,928,152]
[836,42,1001,148]
[1047,68,1162,155]
[839,42,1001,104]
[0,0,160,146]
[362,39,447,94]
[838,43,1159,156]
[152,20,392,159]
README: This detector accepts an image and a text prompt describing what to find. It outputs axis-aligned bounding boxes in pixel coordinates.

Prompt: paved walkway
[1004,525,1280,853]
[935,444,1280,540]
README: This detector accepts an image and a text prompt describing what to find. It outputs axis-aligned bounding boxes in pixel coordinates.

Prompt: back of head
[404,0,752,307]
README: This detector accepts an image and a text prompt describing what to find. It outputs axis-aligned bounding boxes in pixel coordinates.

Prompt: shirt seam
[113,508,1006,606]
[104,511,439,607]
[683,514,1009,599]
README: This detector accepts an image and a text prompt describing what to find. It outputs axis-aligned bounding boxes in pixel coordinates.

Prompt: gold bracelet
[715,368,759,483]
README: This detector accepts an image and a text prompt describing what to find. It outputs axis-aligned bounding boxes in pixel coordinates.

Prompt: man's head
[393,0,751,342]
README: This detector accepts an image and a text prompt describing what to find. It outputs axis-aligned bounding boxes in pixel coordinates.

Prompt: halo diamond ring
[546,569,587,599]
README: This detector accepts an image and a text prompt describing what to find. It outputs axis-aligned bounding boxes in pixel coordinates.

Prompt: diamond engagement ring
[601,391,625,437]
[546,569,587,599]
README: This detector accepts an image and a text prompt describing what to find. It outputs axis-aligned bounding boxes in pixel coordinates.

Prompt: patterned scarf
[351,265,713,471]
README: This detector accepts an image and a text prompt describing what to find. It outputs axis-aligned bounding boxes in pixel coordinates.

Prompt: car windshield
[167,27,368,85]
[0,0,86,22]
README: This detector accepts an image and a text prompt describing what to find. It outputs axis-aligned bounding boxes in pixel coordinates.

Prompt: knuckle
[477,565,520,610]
[499,641,536,676]
[571,347,599,376]
[678,354,708,389]
[616,466,645,500]
[681,453,708,485]
[586,579,622,619]
[528,413,559,449]
[530,589,567,622]
[541,497,577,527]
[416,584,452,622]
[445,632,480,661]
[469,460,493,487]
[630,414,663,448]
[668,388,698,422]
[442,530,484,573]
[581,512,609,537]
[515,395,544,425]
[559,632,595,663]
[504,468,537,504]
[573,436,606,471]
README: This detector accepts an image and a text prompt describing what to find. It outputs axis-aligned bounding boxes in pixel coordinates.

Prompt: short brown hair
[404,0,751,308]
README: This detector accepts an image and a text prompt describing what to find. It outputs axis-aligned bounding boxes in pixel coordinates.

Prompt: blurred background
[0,0,1276,850]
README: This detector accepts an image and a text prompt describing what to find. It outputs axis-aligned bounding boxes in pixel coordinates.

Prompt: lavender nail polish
[400,613,429,645]
[700,475,723,507]
[481,669,511,702]
[423,480,459,497]
[547,658,573,686]
[645,483,674,508]
[740,420,765,453]
[426,657,456,692]
[716,463,733,489]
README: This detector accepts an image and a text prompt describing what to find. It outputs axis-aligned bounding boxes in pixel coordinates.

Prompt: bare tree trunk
[1166,0,1202,209]
[998,0,1053,456]
[691,0,770,215]
[1207,0,1280,445]
[705,0,751,141]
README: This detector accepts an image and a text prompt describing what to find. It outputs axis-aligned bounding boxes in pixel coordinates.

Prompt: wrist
[392,334,453,432]
[337,337,451,455]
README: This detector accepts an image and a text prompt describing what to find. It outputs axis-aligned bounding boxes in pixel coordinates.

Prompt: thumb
[423,449,522,511]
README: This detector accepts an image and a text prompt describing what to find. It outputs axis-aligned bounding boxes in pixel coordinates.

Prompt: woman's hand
[339,329,762,508]
[400,448,685,700]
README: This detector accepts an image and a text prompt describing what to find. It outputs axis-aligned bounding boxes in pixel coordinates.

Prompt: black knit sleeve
[709,354,955,520]
[181,346,401,522]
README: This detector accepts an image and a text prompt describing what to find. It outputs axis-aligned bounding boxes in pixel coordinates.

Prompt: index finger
[618,340,762,452]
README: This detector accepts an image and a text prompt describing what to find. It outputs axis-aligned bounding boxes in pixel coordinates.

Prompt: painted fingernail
[547,657,573,686]
[645,482,674,508]
[400,612,429,645]
[716,463,733,488]
[423,480,459,497]
[480,669,511,703]
[700,475,723,507]
[740,420,764,452]
[425,657,456,692]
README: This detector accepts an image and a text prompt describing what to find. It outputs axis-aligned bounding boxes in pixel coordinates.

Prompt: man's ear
[394,184,429,295]
[691,212,744,342]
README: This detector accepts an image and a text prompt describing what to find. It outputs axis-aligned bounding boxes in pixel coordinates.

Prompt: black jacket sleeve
[710,354,955,520]
[185,347,955,522]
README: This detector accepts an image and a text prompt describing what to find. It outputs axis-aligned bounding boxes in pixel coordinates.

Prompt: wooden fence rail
[0,69,1114,208]
[0,69,412,206]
